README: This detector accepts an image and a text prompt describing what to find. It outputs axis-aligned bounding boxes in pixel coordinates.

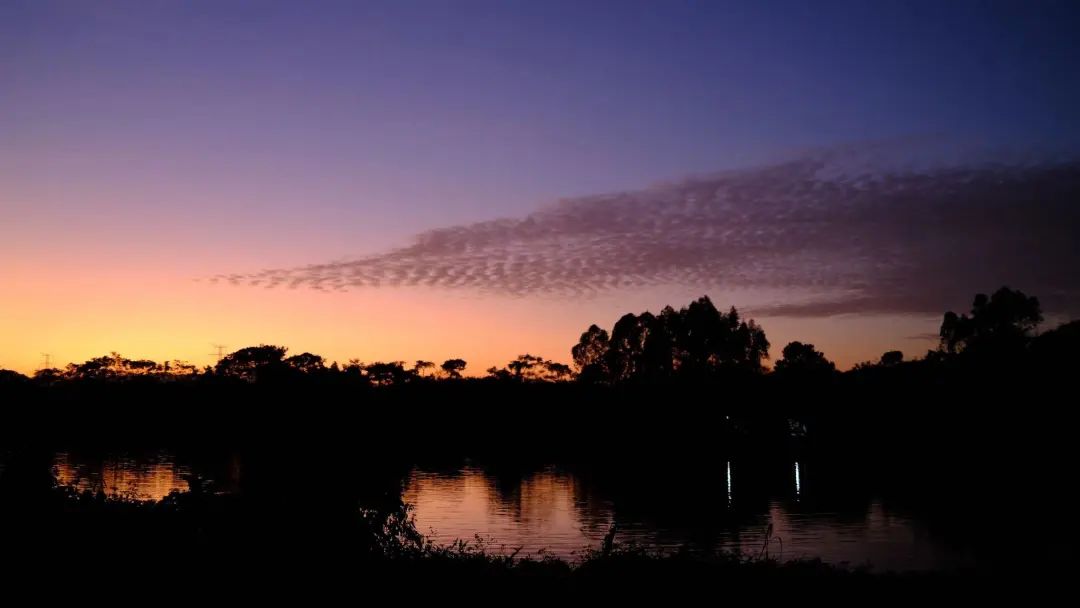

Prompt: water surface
[404,462,973,571]
[49,452,975,571]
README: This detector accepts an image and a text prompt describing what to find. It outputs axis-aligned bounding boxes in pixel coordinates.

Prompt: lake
[50,451,977,572]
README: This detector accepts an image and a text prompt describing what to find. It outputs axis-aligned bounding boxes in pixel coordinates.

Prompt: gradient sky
[3,0,1080,374]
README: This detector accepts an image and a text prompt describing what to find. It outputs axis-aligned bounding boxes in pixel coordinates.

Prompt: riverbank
[0,479,1000,594]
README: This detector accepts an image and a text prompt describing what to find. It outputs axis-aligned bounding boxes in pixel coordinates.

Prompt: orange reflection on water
[53,452,192,500]
[404,467,614,556]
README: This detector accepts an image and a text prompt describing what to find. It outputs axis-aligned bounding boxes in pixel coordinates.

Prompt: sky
[3,0,1080,374]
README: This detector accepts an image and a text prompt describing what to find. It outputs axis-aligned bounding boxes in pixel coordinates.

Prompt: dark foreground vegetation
[0,484,998,597]
[1,287,1075,591]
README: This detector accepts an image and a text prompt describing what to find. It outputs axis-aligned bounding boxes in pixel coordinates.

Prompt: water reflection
[54,452,194,500]
[726,461,732,507]
[403,467,615,555]
[42,452,977,572]
[405,464,975,571]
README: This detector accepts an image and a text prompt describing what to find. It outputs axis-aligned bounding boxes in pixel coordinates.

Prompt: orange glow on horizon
[1,257,941,376]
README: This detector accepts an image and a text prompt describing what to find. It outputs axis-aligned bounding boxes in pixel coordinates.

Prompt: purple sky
[3,1,1079,372]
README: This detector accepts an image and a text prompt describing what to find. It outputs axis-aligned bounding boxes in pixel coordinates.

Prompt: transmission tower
[209,344,227,363]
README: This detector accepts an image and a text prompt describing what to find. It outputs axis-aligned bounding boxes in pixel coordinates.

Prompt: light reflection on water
[726,460,732,506]
[45,453,975,571]
[404,465,975,571]
[53,452,194,500]
[403,467,616,557]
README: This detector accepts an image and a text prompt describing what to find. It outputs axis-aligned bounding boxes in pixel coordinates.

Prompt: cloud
[216,142,1080,317]
[906,333,942,342]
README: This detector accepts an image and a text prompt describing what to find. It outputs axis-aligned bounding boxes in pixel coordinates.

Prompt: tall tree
[940,287,1042,355]
[577,296,769,384]
[571,325,610,382]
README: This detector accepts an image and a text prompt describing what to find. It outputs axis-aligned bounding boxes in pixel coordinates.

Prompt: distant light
[794,461,801,499]
[726,461,733,507]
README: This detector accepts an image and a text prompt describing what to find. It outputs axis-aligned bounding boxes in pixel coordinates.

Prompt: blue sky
[5,1,1078,239]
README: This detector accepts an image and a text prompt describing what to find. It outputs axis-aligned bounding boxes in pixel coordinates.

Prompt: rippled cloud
[216,143,1080,316]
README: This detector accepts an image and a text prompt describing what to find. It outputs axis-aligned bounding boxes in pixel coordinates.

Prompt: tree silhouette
[940,287,1042,355]
[31,367,62,384]
[285,352,325,374]
[489,354,574,382]
[571,325,610,381]
[364,361,410,386]
[606,312,658,382]
[544,361,573,381]
[62,355,116,380]
[669,299,769,377]
[215,345,288,382]
[879,350,904,366]
[412,360,436,378]
[576,296,769,384]
[165,360,199,376]
[1031,320,1080,371]
[0,369,30,385]
[440,359,467,379]
[774,342,836,375]
[507,354,545,380]
[58,352,164,380]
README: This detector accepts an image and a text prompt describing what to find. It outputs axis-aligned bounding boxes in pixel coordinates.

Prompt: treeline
[1,343,568,386]
[1,284,1074,472]
[2,286,1077,390]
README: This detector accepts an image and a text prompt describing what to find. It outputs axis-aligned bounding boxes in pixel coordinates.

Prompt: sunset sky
[3,1,1080,375]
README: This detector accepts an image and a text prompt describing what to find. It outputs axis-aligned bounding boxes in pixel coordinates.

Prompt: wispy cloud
[906,333,942,342]
[216,143,1080,317]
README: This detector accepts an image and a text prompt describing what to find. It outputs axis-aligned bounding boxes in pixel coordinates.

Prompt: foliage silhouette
[879,350,904,366]
[939,287,1042,356]
[573,296,769,385]
[362,361,412,386]
[487,354,573,382]
[413,360,436,378]
[285,352,326,374]
[215,344,288,382]
[774,342,837,376]
[440,358,467,379]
